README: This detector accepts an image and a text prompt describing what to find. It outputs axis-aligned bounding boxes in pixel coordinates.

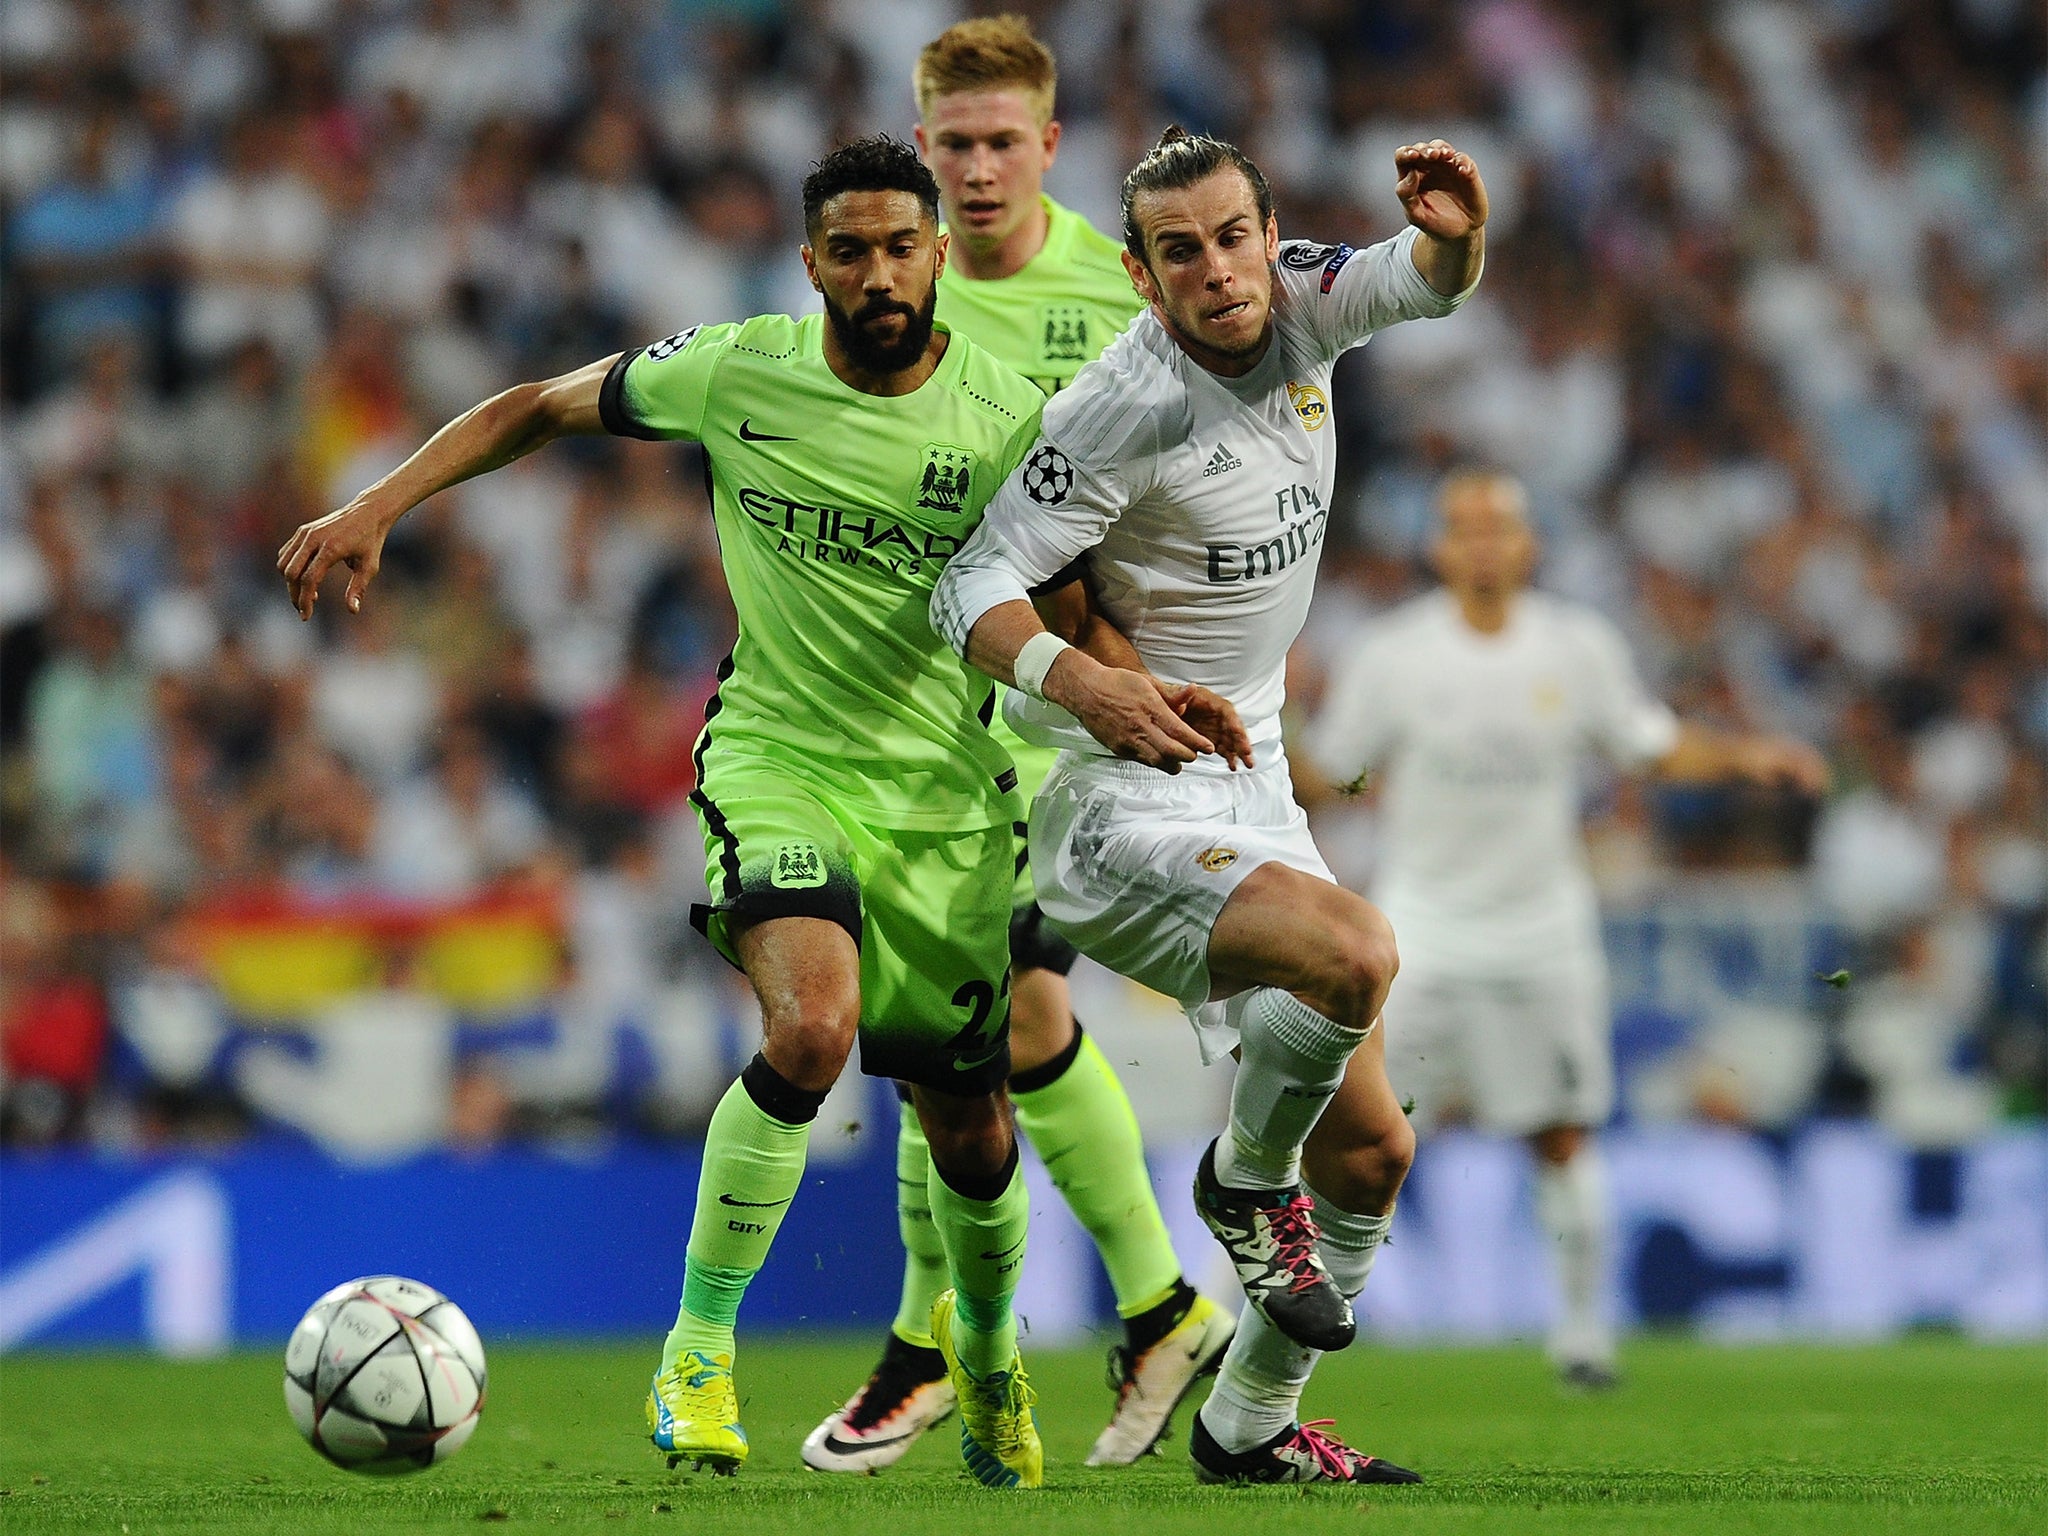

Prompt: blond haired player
[804,16,1230,1476]
[1306,471,1827,1388]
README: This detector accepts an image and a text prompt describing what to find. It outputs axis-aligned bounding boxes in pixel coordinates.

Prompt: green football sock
[929,1149,1028,1378]
[1013,1029,1183,1317]
[661,1074,811,1367]
[891,1099,948,1350]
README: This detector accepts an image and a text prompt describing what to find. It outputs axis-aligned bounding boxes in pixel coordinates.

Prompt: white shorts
[1029,751,1333,1062]
[1384,950,1615,1136]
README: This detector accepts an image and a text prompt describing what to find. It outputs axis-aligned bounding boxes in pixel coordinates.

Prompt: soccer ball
[284,1275,487,1474]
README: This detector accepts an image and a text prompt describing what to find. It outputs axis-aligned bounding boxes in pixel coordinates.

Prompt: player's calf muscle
[1304,1044,1416,1211]
[1307,1111,1414,1211]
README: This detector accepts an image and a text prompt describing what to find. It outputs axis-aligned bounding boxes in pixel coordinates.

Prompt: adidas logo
[1202,443,1243,478]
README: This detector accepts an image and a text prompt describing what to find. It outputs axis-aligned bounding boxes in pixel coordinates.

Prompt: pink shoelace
[1291,1419,1365,1478]
[1261,1194,1328,1294]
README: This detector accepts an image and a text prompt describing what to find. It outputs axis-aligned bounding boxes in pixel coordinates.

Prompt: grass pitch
[2,1336,2042,1535]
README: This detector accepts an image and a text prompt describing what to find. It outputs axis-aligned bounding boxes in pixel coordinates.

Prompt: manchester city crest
[916,444,976,514]
[771,842,827,889]
[1039,305,1090,365]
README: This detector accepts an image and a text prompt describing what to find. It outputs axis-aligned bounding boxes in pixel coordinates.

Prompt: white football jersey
[933,226,1473,768]
[1306,589,1680,972]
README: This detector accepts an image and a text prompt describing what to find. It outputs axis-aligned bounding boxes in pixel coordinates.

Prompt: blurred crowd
[1,0,2041,1158]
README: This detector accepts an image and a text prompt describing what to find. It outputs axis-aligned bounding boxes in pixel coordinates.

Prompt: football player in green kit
[801,16,1232,1477]
[278,139,1062,1488]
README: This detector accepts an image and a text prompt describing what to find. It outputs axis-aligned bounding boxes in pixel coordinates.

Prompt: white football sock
[1198,1188,1394,1454]
[1198,1308,1312,1453]
[1314,1191,1393,1297]
[1534,1143,1612,1366]
[1214,989,1365,1190]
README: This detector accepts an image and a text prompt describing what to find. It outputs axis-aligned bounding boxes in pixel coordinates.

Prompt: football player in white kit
[1305,471,1828,1387]
[932,128,1486,1485]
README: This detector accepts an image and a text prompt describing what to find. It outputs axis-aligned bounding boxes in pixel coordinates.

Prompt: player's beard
[824,286,939,376]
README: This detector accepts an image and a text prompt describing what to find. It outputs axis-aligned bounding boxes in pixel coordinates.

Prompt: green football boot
[930,1290,1043,1489]
[646,1350,748,1474]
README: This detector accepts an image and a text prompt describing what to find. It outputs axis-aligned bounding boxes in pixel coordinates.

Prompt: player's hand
[1741,737,1831,797]
[1394,140,1488,241]
[277,497,398,620]
[1047,654,1214,774]
[1163,682,1255,771]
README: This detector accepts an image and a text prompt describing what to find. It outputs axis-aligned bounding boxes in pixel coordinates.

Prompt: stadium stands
[1,0,2040,1162]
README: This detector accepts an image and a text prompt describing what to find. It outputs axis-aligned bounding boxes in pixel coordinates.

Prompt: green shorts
[991,710,1079,976]
[690,761,1016,1095]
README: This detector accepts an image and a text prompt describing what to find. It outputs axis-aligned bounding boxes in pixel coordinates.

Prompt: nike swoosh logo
[978,1239,1025,1262]
[822,1429,916,1455]
[738,419,796,442]
[718,1192,795,1209]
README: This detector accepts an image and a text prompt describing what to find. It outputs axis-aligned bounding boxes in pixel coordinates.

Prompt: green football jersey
[935,196,1145,397]
[599,313,1044,832]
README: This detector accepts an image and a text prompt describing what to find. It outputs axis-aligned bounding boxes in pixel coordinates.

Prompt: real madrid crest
[1194,847,1239,872]
[1287,380,1328,432]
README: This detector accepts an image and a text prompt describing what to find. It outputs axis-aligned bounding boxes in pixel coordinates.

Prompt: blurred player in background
[805,15,1230,1476]
[1305,471,1829,1387]
[934,127,1487,1485]
[279,139,1055,1489]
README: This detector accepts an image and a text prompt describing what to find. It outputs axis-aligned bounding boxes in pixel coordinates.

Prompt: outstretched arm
[1652,724,1830,795]
[1395,139,1487,297]
[277,353,619,618]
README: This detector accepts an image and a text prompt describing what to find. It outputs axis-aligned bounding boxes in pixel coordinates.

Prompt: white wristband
[1012,632,1072,703]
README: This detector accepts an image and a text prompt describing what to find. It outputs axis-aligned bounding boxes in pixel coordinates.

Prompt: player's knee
[759,990,860,1093]
[923,1098,1015,1185]
[933,1133,1012,1188]
[1006,978,1074,1074]
[1530,1123,1586,1166]
[765,1028,854,1094]
[1380,1110,1417,1183]
[1319,911,1399,1026]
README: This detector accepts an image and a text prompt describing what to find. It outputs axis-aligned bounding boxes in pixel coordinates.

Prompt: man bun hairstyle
[1119,126,1275,262]
[913,14,1057,125]
[802,135,942,239]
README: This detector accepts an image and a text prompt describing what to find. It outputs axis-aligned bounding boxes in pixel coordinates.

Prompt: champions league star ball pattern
[1021,443,1074,505]
[284,1276,487,1474]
